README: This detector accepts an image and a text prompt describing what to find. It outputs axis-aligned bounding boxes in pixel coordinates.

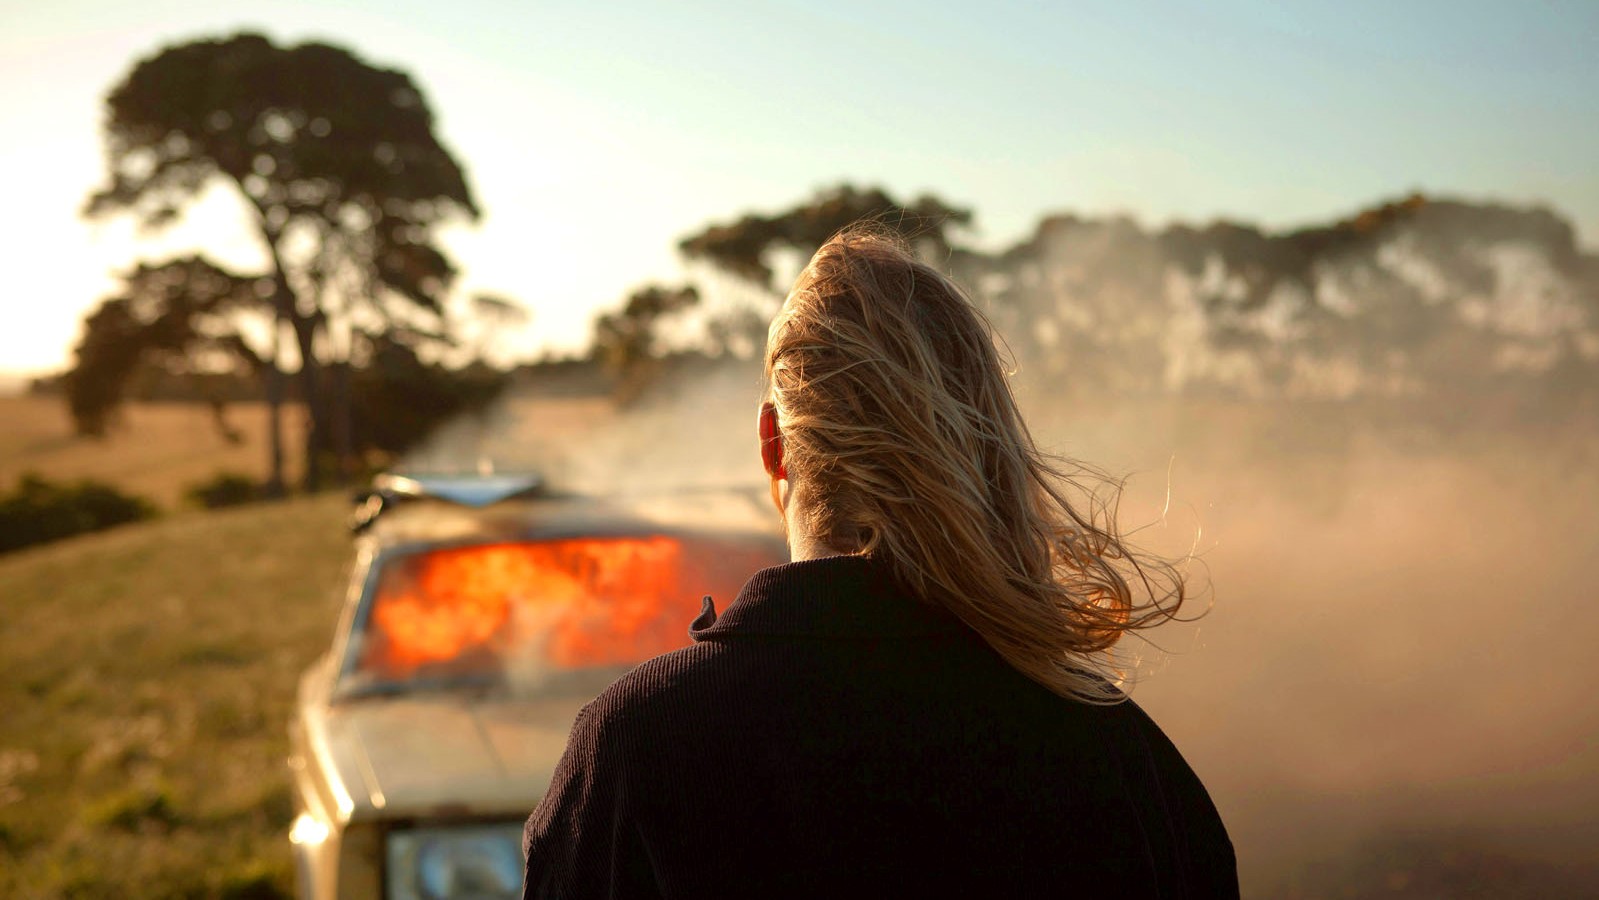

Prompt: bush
[185,472,262,509]
[0,473,157,554]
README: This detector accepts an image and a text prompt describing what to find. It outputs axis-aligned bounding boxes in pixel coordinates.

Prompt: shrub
[185,472,262,509]
[0,474,157,554]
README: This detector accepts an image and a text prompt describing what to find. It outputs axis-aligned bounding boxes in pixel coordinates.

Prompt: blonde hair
[766,225,1188,703]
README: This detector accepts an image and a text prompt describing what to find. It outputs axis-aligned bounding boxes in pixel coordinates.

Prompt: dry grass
[0,396,305,508]
[0,493,349,899]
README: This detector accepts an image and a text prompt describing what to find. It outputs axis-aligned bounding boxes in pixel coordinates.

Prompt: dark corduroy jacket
[523,555,1237,899]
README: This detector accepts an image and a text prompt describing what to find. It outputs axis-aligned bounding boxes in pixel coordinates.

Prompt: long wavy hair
[765,225,1189,703]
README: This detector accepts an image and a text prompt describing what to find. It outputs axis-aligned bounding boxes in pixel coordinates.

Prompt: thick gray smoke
[1044,399,1599,897]
[404,197,1599,896]
[982,199,1599,895]
[402,357,770,497]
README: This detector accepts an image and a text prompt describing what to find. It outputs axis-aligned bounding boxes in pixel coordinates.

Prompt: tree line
[70,32,1599,497]
[607,187,1599,408]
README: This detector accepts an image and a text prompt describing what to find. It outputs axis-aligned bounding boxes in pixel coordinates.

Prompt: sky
[2,0,1596,381]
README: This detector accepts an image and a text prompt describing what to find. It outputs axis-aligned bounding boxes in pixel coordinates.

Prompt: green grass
[0,494,350,899]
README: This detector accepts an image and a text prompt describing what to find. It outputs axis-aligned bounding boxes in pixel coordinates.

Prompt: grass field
[0,396,304,509]
[0,493,349,898]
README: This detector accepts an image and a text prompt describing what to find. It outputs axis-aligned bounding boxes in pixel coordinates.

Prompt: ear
[758,401,787,480]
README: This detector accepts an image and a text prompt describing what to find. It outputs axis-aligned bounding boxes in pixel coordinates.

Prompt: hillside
[0,494,349,898]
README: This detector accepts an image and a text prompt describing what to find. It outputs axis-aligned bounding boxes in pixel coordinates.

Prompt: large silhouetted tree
[85,32,479,489]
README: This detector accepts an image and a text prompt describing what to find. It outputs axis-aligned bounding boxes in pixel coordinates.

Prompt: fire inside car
[344,533,776,695]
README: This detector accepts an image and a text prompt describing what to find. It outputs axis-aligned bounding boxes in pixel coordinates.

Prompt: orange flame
[360,535,778,681]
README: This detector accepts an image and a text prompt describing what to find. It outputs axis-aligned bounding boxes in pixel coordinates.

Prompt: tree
[67,257,510,481]
[679,184,973,290]
[85,32,479,490]
[672,185,972,359]
[66,257,287,489]
[348,333,507,458]
[591,284,700,400]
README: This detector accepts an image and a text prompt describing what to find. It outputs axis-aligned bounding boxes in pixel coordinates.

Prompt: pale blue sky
[3,0,1595,377]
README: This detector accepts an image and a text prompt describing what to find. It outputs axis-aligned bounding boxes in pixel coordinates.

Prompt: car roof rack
[350,472,545,533]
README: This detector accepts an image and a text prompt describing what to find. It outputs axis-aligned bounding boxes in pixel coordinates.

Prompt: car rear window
[349,534,781,691]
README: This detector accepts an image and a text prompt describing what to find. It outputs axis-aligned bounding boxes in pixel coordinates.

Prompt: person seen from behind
[523,225,1238,898]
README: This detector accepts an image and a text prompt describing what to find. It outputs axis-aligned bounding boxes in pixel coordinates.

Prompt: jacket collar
[690,554,971,641]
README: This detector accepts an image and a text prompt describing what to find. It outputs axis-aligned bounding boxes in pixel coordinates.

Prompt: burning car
[286,473,785,899]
